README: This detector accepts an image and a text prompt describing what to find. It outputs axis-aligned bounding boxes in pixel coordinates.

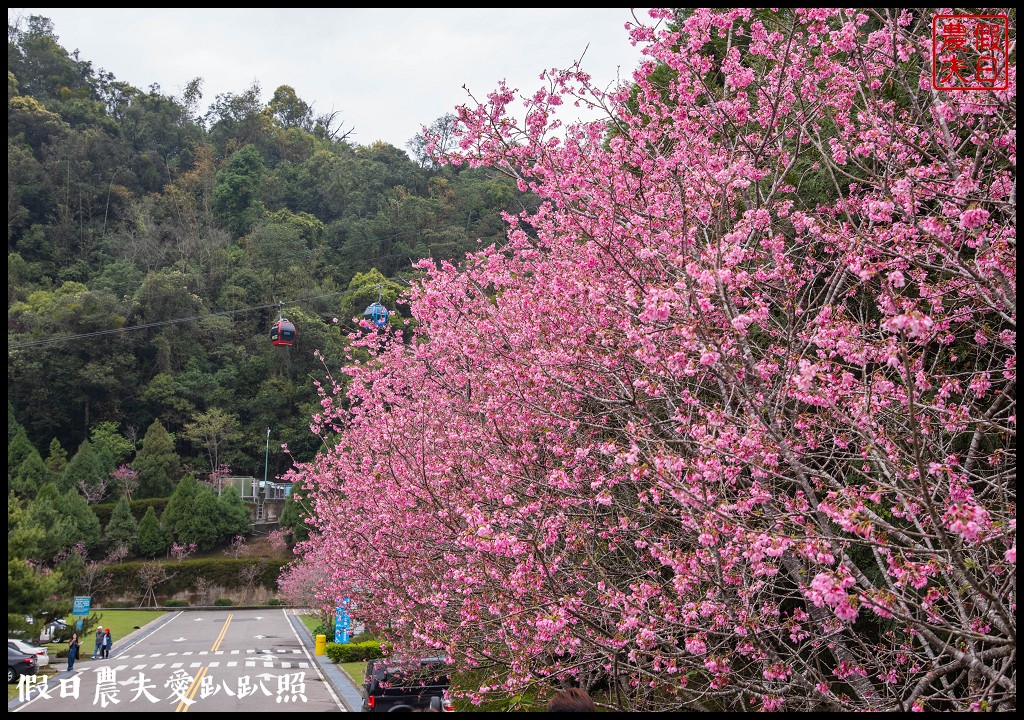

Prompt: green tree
[132,419,181,498]
[7,497,68,633]
[56,487,103,552]
[181,407,242,475]
[212,144,266,235]
[10,451,48,499]
[44,437,68,482]
[134,505,171,558]
[61,439,108,497]
[8,425,37,476]
[8,557,67,638]
[177,487,222,551]
[105,495,138,550]
[216,486,252,542]
[89,421,135,469]
[267,85,312,130]
[161,473,199,539]
[8,400,21,442]
[279,489,311,545]
[26,483,102,558]
[245,221,311,294]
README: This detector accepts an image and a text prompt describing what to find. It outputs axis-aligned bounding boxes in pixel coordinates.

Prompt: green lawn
[298,612,321,636]
[340,660,365,685]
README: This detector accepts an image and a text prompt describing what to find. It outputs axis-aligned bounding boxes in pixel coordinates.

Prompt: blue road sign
[72,596,91,616]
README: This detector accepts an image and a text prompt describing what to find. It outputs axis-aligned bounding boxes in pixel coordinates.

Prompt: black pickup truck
[360,656,453,712]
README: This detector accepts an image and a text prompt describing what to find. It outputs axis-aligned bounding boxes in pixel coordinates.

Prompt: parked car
[361,657,453,712]
[8,646,38,684]
[8,639,49,668]
[37,619,69,644]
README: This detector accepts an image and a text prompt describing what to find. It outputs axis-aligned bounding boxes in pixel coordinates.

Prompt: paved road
[11,609,350,713]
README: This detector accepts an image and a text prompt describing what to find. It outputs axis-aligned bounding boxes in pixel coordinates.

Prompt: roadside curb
[287,611,364,712]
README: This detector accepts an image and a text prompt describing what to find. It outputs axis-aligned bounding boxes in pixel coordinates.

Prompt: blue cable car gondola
[270,302,296,346]
[363,285,390,329]
[363,302,389,328]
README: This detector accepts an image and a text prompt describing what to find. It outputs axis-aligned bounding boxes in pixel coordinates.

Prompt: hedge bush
[94,558,289,601]
[214,598,234,606]
[165,599,188,607]
[326,640,383,663]
[325,640,384,664]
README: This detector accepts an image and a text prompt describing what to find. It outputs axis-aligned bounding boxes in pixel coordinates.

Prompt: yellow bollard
[315,634,327,656]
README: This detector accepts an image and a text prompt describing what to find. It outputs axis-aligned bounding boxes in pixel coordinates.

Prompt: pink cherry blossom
[289,8,1016,713]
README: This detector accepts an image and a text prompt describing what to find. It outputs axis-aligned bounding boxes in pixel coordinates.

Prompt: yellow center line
[211,613,233,652]
[176,666,209,712]
[175,613,233,712]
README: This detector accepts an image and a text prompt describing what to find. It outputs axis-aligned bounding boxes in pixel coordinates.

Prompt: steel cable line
[8,291,343,350]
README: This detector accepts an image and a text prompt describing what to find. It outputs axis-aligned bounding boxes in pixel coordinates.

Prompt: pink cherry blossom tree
[290,8,1015,712]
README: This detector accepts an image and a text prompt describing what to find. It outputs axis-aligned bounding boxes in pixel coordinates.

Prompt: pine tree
[44,437,68,483]
[217,486,252,543]
[61,439,106,495]
[7,399,19,442]
[8,426,36,477]
[132,420,181,498]
[178,488,222,551]
[134,505,170,557]
[11,451,48,498]
[28,484,103,558]
[161,474,199,539]
[105,495,138,550]
[56,487,102,552]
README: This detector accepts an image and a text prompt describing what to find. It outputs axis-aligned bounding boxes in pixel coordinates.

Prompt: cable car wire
[8,291,343,350]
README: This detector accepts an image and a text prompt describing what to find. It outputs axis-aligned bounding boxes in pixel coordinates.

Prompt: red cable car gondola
[270,303,296,346]
[270,319,295,346]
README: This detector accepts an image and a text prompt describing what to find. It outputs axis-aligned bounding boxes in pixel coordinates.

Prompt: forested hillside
[8,14,531,481]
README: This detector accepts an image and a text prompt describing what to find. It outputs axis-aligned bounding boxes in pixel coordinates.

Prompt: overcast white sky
[10,8,652,155]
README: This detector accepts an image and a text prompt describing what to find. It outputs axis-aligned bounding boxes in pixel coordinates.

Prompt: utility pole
[260,427,270,524]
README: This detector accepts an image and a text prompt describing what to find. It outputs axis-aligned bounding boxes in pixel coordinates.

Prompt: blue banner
[334,598,351,643]
[72,596,91,616]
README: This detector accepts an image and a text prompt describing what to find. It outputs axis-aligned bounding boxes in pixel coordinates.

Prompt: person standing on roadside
[102,627,113,659]
[67,633,80,671]
[93,626,104,659]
